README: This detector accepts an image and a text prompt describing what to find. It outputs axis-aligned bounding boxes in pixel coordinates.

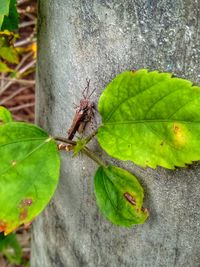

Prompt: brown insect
[124,192,136,206]
[67,79,95,140]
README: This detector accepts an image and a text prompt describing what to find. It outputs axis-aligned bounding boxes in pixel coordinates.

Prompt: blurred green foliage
[0,232,22,264]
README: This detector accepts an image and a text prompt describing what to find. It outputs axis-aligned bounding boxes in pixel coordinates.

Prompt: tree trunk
[31,1,200,266]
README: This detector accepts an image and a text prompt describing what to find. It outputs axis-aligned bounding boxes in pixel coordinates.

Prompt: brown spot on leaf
[19,209,28,221]
[160,141,164,146]
[0,221,7,232]
[21,198,33,207]
[173,124,180,134]
[124,192,136,205]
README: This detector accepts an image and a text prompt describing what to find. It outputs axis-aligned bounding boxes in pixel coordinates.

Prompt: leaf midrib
[103,77,171,122]
[0,137,48,149]
[102,168,135,223]
[0,139,50,177]
[103,119,200,125]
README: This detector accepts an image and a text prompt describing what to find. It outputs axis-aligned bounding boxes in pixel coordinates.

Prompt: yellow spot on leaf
[12,160,17,166]
[172,123,187,148]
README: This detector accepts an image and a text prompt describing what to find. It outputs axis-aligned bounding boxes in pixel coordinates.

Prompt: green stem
[84,129,98,144]
[53,135,106,167]
[82,147,106,167]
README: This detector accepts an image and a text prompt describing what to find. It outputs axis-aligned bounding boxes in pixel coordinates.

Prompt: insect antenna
[88,87,96,98]
[82,78,91,99]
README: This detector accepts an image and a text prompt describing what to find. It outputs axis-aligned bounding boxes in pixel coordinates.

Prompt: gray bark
[31,1,200,266]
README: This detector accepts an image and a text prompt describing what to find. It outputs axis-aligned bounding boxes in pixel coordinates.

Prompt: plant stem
[53,136,76,145]
[82,147,106,167]
[53,135,105,167]
[84,129,98,144]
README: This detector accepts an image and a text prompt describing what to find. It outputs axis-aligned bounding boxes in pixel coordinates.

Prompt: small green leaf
[0,46,19,63]
[0,106,12,123]
[73,138,87,156]
[0,60,13,72]
[94,165,148,226]
[0,122,60,234]
[1,0,18,31]
[0,0,10,16]
[98,70,200,169]
[0,0,10,30]
[0,232,22,264]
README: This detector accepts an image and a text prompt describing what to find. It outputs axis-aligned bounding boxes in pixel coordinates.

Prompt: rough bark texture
[31,1,200,266]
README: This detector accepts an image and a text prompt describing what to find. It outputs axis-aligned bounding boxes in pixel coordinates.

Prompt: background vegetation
[0,0,36,266]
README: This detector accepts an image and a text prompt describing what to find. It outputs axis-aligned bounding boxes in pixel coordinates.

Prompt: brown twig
[18,59,36,74]
[0,86,29,105]
[9,103,35,111]
[0,78,35,87]
[14,38,36,47]
[19,21,36,28]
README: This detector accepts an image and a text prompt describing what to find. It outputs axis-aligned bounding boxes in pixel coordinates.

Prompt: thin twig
[82,147,105,167]
[84,129,98,144]
[24,12,36,20]
[16,52,33,71]
[14,38,36,47]
[0,73,5,88]
[53,136,105,167]
[0,78,35,86]
[0,86,29,105]
[0,80,13,95]
[18,59,36,74]
[53,136,76,146]
[19,20,36,28]
[0,52,33,95]
[9,103,35,111]
[15,94,35,101]
[17,0,31,5]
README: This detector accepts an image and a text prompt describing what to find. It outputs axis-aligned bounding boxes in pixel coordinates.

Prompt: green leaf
[0,0,10,16]
[0,60,13,72]
[0,122,60,235]
[97,69,200,169]
[0,106,13,123]
[0,31,19,46]
[0,0,10,30]
[73,138,87,156]
[1,0,18,31]
[0,232,22,264]
[94,165,148,226]
[0,46,19,63]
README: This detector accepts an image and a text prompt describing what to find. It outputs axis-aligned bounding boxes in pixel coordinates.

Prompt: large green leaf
[98,69,200,169]
[0,122,60,235]
[94,165,148,226]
